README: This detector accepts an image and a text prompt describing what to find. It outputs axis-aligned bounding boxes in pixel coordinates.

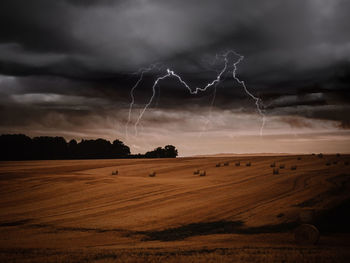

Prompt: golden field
[0,154,349,262]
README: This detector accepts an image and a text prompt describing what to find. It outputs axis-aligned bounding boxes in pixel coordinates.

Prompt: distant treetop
[0,134,178,160]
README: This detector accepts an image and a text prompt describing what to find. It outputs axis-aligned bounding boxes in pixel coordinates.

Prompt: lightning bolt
[133,54,229,135]
[230,51,266,135]
[126,64,162,138]
[127,50,266,137]
[133,71,172,135]
[198,84,218,138]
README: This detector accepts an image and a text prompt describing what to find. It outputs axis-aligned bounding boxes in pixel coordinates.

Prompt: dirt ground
[0,154,349,262]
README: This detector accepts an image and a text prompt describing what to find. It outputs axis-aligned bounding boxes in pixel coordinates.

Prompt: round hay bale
[199,171,206,176]
[149,172,156,177]
[294,224,320,245]
[299,209,315,223]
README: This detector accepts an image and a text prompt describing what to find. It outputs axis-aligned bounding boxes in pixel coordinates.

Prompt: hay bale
[273,168,279,175]
[199,171,206,177]
[291,165,297,170]
[235,161,240,167]
[294,224,320,245]
[111,170,118,175]
[299,209,315,223]
[193,170,200,175]
[270,162,276,168]
[246,162,251,167]
[279,164,285,169]
[149,172,156,177]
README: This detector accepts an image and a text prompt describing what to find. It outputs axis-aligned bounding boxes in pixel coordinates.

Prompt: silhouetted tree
[0,134,177,160]
[112,139,130,157]
[144,145,178,158]
[32,136,68,159]
[75,139,110,159]
[0,134,32,160]
[68,139,78,158]
[0,134,133,160]
[164,145,178,158]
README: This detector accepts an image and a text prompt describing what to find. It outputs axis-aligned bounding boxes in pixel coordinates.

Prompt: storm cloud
[0,0,349,154]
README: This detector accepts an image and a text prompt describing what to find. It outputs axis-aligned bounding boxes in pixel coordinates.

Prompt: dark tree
[0,134,32,160]
[112,139,131,157]
[0,134,177,160]
[164,145,178,158]
[32,136,68,159]
[68,139,78,158]
[144,145,178,158]
[0,134,133,160]
[75,139,112,159]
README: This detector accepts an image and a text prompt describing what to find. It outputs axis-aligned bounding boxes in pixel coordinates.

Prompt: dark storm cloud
[1,0,349,76]
[0,1,76,53]
[0,0,349,133]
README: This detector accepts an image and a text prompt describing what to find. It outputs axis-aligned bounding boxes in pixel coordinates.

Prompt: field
[0,154,349,262]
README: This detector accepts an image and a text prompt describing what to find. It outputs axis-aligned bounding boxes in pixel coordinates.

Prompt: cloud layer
[0,0,349,154]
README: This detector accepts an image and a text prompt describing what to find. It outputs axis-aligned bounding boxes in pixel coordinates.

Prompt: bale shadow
[0,219,32,227]
[137,220,297,241]
[314,198,350,234]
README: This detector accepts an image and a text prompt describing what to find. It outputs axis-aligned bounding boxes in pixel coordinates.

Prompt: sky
[0,0,349,156]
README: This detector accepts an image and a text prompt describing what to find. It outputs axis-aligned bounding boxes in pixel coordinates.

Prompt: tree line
[0,134,178,160]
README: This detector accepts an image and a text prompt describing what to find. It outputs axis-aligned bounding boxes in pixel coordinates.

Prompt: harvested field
[0,154,349,262]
